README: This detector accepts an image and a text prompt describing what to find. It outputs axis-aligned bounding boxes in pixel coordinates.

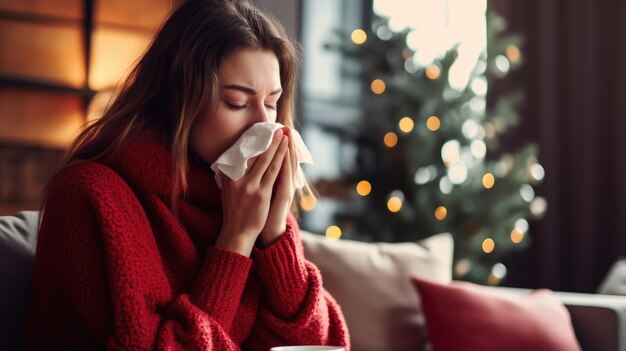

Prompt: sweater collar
[105,131,221,208]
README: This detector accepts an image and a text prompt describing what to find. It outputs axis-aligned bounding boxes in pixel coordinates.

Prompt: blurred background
[0,0,624,294]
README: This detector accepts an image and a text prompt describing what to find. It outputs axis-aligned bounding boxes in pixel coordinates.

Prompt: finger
[289,131,297,178]
[246,156,258,172]
[275,145,293,199]
[248,129,284,182]
[260,135,288,188]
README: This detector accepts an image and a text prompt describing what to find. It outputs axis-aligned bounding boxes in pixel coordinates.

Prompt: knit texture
[23,132,350,350]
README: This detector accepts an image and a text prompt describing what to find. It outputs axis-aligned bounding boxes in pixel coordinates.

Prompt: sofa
[1,211,625,351]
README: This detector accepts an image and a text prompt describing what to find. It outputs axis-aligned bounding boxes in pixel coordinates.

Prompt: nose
[253,103,271,123]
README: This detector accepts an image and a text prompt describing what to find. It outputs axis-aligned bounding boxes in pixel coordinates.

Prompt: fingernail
[274,129,283,141]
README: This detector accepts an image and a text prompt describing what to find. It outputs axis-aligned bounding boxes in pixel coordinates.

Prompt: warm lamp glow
[89,27,152,90]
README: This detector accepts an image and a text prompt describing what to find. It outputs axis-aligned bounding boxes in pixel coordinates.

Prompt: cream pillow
[301,231,453,351]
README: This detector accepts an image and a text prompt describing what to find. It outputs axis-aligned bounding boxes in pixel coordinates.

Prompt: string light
[351,29,367,45]
[371,79,386,94]
[505,44,521,64]
[482,238,495,253]
[435,206,447,221]
[488,263,508,286]
[356,180,372,196]
[376,25,392,40]
[530,197,548,217]
[439,176,453,194]
[398,116,414,133]
[530,164,545,182]
[514,218,529,233]
[448,162,468,184]
[414,165,437,185]
[387,197,402,212]
[426,115,441,131]
[470,140,487,159]
[325,225,342,240]
[492,263,508,279]
[482,173,495,189]
[495,55,510,74]
[441,140,460,166]
[384,132,398,147]
[425,64,441,80]
[511,228,524,243]
[520,184,535,202]
[386,190,404,213]
[462,119,480,139]
[300,195,316,211]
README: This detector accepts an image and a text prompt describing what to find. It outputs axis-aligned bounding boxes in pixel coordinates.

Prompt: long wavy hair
[49,0,314,215]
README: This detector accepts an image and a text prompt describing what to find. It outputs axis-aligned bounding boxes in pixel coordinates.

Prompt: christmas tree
[312,9,546,285]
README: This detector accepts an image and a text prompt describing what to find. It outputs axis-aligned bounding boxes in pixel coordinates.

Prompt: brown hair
[53,0,315,214]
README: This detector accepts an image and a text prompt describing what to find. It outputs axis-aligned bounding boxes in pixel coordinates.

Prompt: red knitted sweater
[24,132,350,350]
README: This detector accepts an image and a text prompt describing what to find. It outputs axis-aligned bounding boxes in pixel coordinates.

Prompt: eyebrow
[223,84,283,96]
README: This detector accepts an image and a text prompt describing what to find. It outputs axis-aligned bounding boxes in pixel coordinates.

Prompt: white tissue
[210,122,314,189]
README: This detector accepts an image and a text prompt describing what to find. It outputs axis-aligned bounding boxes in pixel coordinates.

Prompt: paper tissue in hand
[210,122,314,189]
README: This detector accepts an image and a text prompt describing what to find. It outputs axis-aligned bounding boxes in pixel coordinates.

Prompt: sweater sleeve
[25,163,247,351]
[243,214,351,350]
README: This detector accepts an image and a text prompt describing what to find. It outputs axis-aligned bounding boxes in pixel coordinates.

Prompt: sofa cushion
[300,231,453,351]
[0,211,40,351]
[598,258,626,296]
[412,277,582,351]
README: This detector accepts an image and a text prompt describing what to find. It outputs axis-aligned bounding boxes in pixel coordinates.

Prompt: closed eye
[226,103,247,110]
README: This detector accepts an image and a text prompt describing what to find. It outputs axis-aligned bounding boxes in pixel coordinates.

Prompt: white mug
[270,347,345,351]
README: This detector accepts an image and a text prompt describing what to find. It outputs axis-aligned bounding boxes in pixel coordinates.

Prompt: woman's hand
[259,127,297,247]
[215,129,289,256]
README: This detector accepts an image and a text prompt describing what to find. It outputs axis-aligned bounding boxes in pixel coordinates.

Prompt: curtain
[492,0,626,293]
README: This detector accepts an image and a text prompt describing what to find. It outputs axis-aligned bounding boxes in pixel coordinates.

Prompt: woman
[24,0,350,350]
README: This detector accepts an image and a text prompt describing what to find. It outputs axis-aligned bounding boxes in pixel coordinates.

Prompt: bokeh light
[511,228,524,243]
[387,197,402,212]
[482,238,495,253]
[300,195,316,211]
[506,44,521,64]
[426,115,441,131]
[399,116,414,133]
[435,206,447,221]
[325,225,342,240]
[371,79,386,94]
[384,131,398,147]
[356,180,372,196]
[483,173,495,189]
[425,64,441,79]
[351,29,367,45]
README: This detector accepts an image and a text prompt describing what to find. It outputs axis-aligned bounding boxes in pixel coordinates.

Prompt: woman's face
[193,48,283,164]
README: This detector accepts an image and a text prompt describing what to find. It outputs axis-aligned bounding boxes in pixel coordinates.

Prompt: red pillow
[411,277,582,351]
